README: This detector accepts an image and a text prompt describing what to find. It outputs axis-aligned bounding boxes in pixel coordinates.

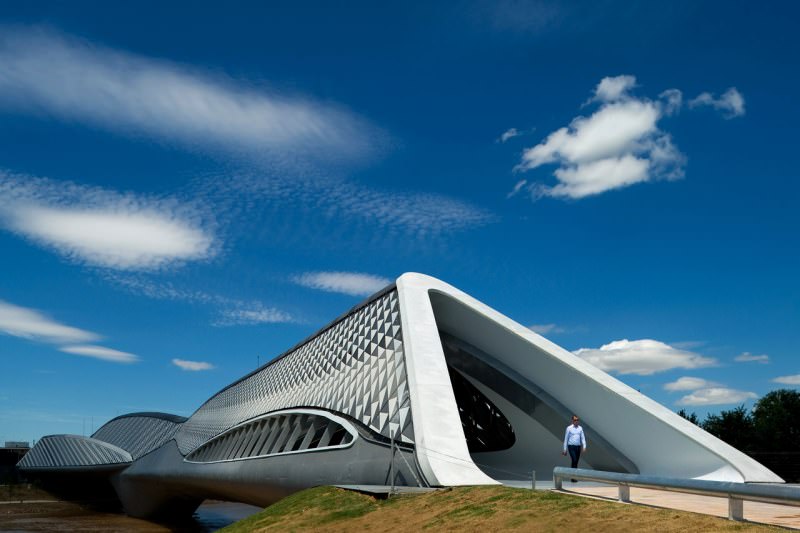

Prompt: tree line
[677,388,800,482]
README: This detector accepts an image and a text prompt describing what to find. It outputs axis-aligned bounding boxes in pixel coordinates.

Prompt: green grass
[219,485,782,533]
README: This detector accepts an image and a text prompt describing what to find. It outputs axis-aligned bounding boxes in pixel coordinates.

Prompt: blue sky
[1,1,798,444]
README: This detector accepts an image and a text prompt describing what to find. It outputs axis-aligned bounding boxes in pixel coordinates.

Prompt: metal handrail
[553,467,800,521]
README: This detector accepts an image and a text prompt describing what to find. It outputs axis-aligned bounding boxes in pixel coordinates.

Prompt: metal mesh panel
[185,411,353,463]
[92,413,185,459]
[176,290,413,454]
[17,435,132,469]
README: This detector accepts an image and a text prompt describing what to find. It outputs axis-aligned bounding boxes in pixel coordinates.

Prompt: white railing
[553,467,800,521]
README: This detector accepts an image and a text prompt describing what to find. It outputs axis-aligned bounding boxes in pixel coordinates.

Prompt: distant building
[1,442,30,483]
[19,273,782,519]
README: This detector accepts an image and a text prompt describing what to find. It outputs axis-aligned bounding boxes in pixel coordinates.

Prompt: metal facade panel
[92,413,184,459]
[176,289,413,454]
[17,435,132,468]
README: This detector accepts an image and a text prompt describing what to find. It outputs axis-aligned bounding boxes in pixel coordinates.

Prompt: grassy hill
[220,485,781,532]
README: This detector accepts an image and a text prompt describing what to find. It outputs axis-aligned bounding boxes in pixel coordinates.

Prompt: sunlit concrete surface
[558,484,800,530]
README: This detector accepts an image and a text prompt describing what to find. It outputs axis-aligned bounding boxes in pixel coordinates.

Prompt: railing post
[618,484,631,502]
[728,497,744,521]
[531,470,536,490]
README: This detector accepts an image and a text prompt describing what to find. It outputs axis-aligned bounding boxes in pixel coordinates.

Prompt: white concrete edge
[396,274,498,487]
[397,272,782,484]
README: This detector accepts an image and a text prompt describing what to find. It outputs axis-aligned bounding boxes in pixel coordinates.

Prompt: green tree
[751,389,800,452]
[677,409,700,425]
[701,405,755,452]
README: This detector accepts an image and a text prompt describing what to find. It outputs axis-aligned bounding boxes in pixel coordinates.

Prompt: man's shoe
[571,479,577,482]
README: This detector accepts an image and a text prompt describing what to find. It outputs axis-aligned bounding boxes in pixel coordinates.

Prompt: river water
[0,499,262,532]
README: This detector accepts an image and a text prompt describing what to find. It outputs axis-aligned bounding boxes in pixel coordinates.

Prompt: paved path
[557,484,800,530]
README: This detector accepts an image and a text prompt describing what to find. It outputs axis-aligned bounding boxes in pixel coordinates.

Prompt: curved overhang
[396,272,782,484]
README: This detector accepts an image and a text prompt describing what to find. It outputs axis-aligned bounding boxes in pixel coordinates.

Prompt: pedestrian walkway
[557,484,800,530]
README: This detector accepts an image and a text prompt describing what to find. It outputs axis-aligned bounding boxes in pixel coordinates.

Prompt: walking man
[562,415,586,481]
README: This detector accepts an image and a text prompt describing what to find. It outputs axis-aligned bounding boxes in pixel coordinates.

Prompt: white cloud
[217,173,494,237]
[675,387,757,406]
[0,299,99,344]
[293,271,391,297]
[689,88,745,118]
[574,339,717,376]
[592,75,637,103]
[772,375,800,386]
[529,323,564,335]
[734,352,770,364]
[659,89,683,116]
[60,345,139,364]
[664,376,720,392]
[515,78,686,199]
[0,173,216,270]
[549,154,650,199]
[213,307,294,326]
[107,275,295,327]
[172,358,214,371]
[498,128,521,143]
[0,27,375,161]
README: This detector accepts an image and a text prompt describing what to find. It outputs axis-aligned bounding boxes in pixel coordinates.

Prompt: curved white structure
[398,273,780,484]
[20,273,781,520]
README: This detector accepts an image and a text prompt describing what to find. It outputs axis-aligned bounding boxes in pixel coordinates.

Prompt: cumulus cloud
[591,75,636,103]
[772,375,800,386]
[60,345,139,363]
[663,376,720,392]
[659,89,683,116]
[734,352,770,364]
[0,27,376,162]
[675,387,757,406]
[528,323,564,335]
[293,271,391,297]
[0,299,99,343]
[689,87,745,118]
[573,339,717,376]
[172,358,214,371]
[514,75,686,199]
[0,173,216,270]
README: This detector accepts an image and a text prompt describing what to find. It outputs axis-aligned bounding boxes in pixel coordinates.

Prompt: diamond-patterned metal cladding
[18,435,132,469]
[92,413,185,460]
[175,289,413,454]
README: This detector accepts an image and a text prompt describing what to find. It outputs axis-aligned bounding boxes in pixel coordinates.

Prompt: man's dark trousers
[567,444,582,468]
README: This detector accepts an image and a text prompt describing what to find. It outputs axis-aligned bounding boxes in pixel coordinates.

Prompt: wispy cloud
[675,387,757,406]
[172,358,214,371]
[60,345,138,363]
[212,173,495,236]
[0,299,98,343]
[513,75,685,199]
[213,307,294,326]
[574,339,717,376]
[107,275,295,327]
[476,0,563,34]
[734,352,770,364]
[663,376,720,392]
[772,374,800,386]
[689,88,745,118]
[293,271,391,297]
[528,323,564,335]
[497,128,521,143]
[0,173,216,270]
[0,26,377,163]
[0,298,136,363]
